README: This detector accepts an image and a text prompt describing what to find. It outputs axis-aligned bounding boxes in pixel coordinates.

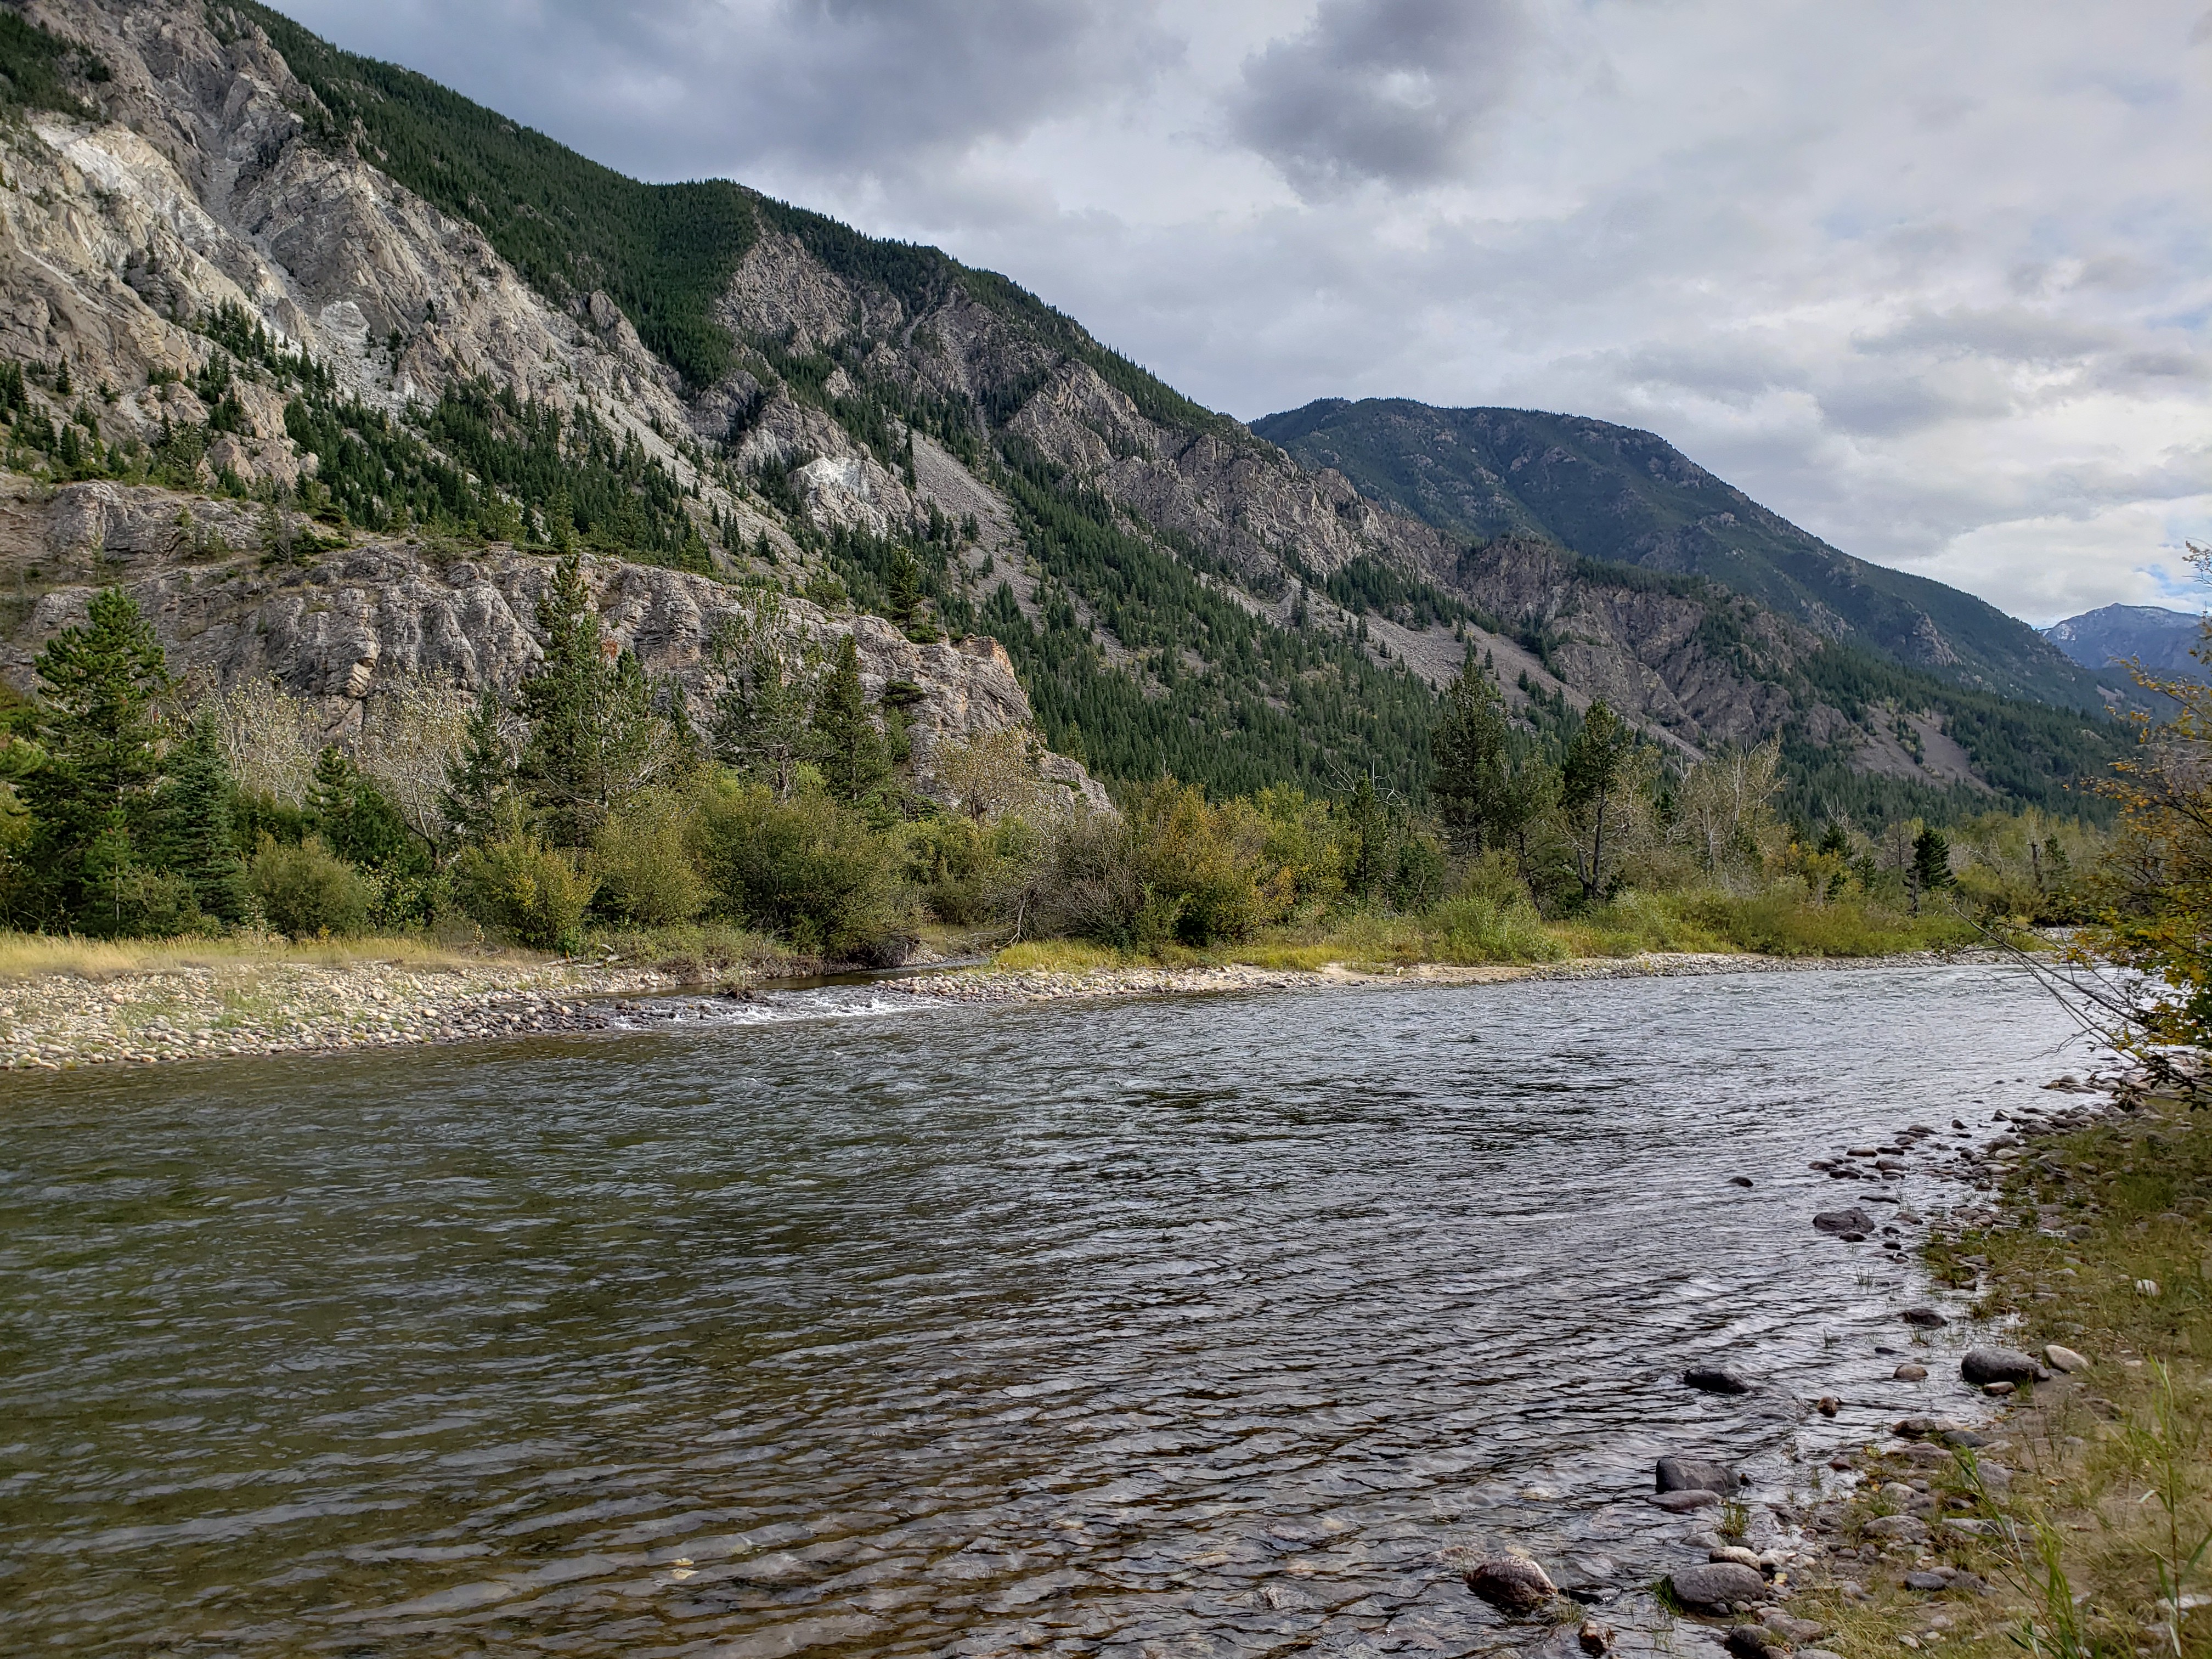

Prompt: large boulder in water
[1657,1455,1739,1494]
[1684,1365,1754,1395]
[1465,1556,1559,1614]
[1961,1347,2043,1385]
[1813,1207,1874,1237]
[1669,1562,1768,1610]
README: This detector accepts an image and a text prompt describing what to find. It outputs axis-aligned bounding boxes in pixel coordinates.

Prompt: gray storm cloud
[1229,0,1526,197]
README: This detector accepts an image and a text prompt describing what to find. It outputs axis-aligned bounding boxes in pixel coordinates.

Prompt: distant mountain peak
[2044,603,2203,678]
[1253,396,2121,713]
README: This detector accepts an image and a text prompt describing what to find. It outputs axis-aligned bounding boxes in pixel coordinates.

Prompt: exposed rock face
[0,480,1109,810]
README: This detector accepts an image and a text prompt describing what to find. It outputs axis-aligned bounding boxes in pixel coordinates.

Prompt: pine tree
[155,710,251,924]
[515,554,677,843]
[444,686,517,847]
[21,587,170,923]
[1910,826,1953,911]
[1429,653,1545,857]
[308,743,411,868]
[808,633,889,805]
[1561,701,1635,902]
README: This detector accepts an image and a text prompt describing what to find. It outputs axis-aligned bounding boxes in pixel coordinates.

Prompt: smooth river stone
[1814,1207,1875,1235]
[1683,1366,1753,1395]
[1656,1455,1739,1494]
[1961,1346,2042,1385]
[1669,1562,1768,1609]
[1464,1556,1559,1614]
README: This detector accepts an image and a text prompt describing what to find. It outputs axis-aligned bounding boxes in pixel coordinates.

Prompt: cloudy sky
[279,0,2211,624]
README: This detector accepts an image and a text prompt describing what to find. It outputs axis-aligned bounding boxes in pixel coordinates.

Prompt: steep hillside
[1254,398,2122,713]
[0,0,2126,822]
[2046,603,2203,679]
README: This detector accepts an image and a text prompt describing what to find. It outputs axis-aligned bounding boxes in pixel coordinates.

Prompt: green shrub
[454,827,597,951]
[590,789,710,927]
[1128,781,1287,947]
[1685,888,1977,956]
[904,813,1038,926]
[696,778,909,962]
[247,833,375,938]
[1426,894,1565,964]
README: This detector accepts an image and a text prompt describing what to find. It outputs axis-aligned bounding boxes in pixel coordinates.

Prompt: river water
[0,964,2085,1657]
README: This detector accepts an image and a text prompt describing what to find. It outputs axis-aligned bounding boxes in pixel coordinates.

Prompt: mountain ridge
[1253,397,2122,714]
[2044,603,2203,680]
[0,0,2125,822]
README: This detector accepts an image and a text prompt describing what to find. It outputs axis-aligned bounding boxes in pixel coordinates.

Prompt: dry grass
[0,929,532,981]
[991,939,1131,974]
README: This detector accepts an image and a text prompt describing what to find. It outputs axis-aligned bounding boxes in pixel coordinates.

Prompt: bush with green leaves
[453,821,598,952]
[695,778,908,962]
[590,789,710,927]
[248,834,375,938]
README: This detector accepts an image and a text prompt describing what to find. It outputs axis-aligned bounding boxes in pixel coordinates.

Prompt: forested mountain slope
[0,0,2125,822]
[1254,398,2121,713]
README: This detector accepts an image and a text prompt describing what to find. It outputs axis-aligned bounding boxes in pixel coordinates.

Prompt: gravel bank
[890,947,2016,1007]
[0,958,681,1070]
[0,946,2021,1071]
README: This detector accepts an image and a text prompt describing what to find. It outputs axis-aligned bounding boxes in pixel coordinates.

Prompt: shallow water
[0,963,2086,1656]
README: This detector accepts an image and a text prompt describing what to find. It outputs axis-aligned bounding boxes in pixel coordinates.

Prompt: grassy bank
[1785,1070,2211,1659]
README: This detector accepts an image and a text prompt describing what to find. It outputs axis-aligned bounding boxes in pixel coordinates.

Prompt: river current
[0,964,2084,1656]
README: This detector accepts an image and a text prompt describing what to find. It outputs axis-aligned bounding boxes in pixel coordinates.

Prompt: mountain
[2045,604,2203,679]
[0,0,2126,822]
[1252,398,2123,714]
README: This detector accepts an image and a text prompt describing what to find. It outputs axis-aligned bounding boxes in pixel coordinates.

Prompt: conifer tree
[21,587,170,922]
[156,710,251,925]
[515,554,677,843]
[808,633,889,805]
[444,686,517,848]
[1910,825,1953,912]
[308,743,410,868]
[1561,701,1635,902]
[1429,653,1547,857]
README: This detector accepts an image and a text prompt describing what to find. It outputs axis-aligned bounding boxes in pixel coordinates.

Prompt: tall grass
[0,929,517,979]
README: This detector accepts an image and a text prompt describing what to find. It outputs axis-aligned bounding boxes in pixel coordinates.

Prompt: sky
[276,0,2212,625]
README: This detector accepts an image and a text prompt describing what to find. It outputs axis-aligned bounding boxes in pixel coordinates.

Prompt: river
[0,963,2084,1656]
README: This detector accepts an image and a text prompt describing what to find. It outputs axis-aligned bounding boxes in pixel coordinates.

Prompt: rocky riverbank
[890,947,2016,1007]
[1439,1056,2208,1659]
[0,956,682,1069]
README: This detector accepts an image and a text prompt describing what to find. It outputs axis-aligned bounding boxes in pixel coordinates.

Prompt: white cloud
[272,0,2212,625]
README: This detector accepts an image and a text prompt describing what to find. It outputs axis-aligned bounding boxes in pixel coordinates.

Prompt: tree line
[0,580,2101,969]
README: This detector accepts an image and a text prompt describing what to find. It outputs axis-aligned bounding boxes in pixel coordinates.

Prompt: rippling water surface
[0,965,2084,1656]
